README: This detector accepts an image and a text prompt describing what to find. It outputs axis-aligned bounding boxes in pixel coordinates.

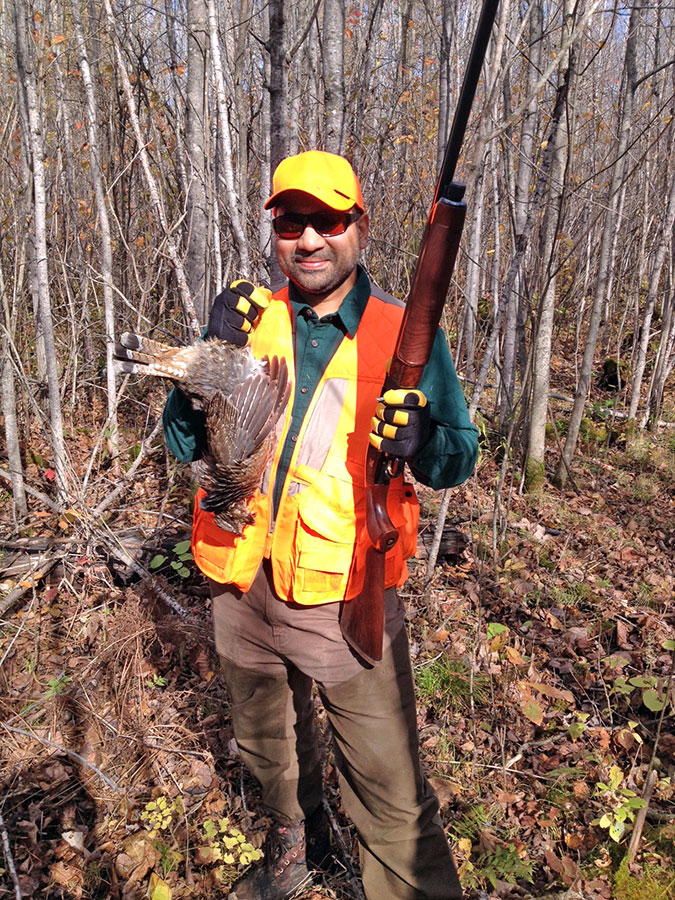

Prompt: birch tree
[12,0,70,505]
[185,0,210,322]
[206,0,250,277]
[524,0,578,491]
[74,0,119,459]
[322,0,345,153]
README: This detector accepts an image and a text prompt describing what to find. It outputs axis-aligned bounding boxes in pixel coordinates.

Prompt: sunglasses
[272,209,362,240]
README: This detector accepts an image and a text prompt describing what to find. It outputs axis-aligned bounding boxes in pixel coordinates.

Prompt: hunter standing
[163,150,478,900]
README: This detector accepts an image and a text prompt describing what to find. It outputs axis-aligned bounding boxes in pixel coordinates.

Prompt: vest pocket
[295,525,354,601]
[290,471,359,604]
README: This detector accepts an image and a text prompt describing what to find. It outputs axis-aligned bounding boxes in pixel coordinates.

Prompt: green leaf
[170,560,182,570]
[662,639,675,651]
[174,540,191,554]
[150,554,167,569]
[569,721,586,740]
[599,813,612,828]
[642,689,666,712]
[487,623,509,639]
[629,676,653,688]
[203,820,217,839]
[608,765,624,791]
[178,566,190,578]
[625,797,647,809]
[521,696,544,725]
[612,676,633,695]
[609,820,626,842]
[177,552,193,562]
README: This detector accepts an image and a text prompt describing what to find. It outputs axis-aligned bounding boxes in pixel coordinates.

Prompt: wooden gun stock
[340,479,398,664]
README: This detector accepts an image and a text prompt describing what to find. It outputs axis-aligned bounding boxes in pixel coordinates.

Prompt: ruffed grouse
[115,334,290,534]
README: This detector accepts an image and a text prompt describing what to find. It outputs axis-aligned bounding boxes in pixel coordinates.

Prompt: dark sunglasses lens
[312,214,348,236]
[273,211,356,238]
[273,215,304,239]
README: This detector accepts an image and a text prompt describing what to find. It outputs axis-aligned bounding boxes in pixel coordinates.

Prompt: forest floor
[0,388,673,900]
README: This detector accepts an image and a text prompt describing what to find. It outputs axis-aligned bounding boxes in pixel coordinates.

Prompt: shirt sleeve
[162,386,207,463]
[409,329,479,489]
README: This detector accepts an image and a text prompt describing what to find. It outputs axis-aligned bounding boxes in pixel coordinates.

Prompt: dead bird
[115,334,290,534]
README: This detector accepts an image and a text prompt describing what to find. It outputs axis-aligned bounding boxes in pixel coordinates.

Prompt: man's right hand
[207,280,272,346]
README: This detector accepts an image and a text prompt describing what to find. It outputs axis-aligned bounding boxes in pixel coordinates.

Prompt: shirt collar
[288,264,371,338]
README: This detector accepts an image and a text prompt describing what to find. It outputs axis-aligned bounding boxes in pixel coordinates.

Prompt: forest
[0,0,673,898]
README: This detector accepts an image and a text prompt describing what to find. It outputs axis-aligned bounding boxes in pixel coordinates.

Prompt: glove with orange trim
[368,388,431,459]
[207,280,272,346]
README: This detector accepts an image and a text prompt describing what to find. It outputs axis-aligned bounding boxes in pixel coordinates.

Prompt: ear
[356,213,369,250]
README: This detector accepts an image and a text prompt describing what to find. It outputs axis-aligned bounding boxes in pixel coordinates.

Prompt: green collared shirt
[163,266,478,498]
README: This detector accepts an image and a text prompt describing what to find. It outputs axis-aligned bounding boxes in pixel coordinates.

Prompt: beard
[279,247,361,301]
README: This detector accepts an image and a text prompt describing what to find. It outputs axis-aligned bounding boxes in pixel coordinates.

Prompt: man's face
[274,192,369,308]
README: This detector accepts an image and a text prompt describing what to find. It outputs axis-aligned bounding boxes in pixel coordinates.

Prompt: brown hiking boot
[228,808,331,900]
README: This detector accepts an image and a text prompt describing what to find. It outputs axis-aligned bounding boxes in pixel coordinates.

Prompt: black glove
[207,280,272,346]
[368,389,431,459]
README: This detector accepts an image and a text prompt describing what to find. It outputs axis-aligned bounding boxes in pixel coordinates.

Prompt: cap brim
[264,187,357,212]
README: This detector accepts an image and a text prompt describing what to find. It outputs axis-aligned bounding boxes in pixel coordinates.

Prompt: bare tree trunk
[436,0,455,173]
[73,0,119,460]
[265,0,288,284]
[206,0,250,275]
[164,0,188,197]
[458,156,487,379]
[322,0,345,154]
[498,0,543,429]
[642,285,674,428]
[0,258,27,518]
[628,175,675,420]
[555,0,643,485]
[525,0,576,492]
[185,0,210,322]
[12,0,69,505]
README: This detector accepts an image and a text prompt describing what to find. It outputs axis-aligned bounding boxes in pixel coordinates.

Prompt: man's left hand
[369,389,431,458]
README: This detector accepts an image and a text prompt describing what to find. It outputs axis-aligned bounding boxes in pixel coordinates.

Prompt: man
[163,150,478,900]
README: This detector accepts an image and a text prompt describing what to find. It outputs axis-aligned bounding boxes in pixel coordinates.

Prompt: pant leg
[211,573,323,821]
[319,627,463,900]
[219,657,323,822]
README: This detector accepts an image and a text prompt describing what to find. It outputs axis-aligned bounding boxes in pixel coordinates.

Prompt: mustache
[292,250,332,261]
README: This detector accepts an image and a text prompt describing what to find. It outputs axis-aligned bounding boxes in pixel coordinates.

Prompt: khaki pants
[210,565,463,900]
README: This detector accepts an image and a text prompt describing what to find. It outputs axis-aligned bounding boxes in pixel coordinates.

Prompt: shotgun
[340,0,500,664]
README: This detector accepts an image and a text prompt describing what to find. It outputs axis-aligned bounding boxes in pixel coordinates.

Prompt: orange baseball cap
[265,150,364,212]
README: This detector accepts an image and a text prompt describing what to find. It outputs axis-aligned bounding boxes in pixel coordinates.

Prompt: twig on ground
[321,796,365,900]
[0,553,60,618]
[0,466,62,513]
[1,723,122,793]
[0,808,22,899]
[0,593,36,669]
[627,769,658,864]
[92,526,190,618]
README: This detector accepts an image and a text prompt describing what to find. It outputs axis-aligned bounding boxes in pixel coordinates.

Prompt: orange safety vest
[191,283,420,605]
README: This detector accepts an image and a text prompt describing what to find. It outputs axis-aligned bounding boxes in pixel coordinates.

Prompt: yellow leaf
[457,837,472,858]
[148,872,171,900]
[506,646,525,665]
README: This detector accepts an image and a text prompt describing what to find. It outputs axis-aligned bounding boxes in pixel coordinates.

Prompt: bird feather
[114,333,290,534]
